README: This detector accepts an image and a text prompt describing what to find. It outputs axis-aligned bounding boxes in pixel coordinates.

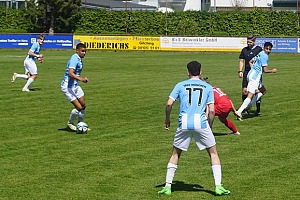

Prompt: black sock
[242,94,247,102]
[256,100,261,113]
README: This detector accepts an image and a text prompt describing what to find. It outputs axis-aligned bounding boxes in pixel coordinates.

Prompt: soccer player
[158,61,230,196]
[202,77,240,135]
[61,43,89,131]
[238,34,263,115]
[11,34,45,92]
[237,42,277,117]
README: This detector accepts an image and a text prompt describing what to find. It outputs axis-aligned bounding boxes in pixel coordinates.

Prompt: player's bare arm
[238,59,244,78]
[28,50,43,59]
[68,68,89,83]
[207,103,215,128]
[164,98,174,130]
[263,66,277,73]
[249,59,254,68]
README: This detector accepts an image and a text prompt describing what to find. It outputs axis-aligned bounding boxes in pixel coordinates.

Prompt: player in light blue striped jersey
[61,43,89,131]
[11,34,45,92]
[158,61,230,196]
[237,42,277,118]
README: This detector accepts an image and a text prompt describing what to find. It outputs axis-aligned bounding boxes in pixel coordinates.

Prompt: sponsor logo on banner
[73,35,160,50]
[160,37,246,52]
[256,38,298,53]
[0,34,72,49]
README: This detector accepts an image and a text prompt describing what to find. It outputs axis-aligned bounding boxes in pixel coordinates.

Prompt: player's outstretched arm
[263,66,277,73]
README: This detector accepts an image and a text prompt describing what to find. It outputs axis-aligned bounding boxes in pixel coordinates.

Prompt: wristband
[238,71,242,73]
[36,55,40,58]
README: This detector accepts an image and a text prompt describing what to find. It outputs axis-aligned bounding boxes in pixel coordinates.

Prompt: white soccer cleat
[236,112,243,121]
[67,123,77,131]
[22,88,30,92]
[11,73,17,83]
[232,131,240,135]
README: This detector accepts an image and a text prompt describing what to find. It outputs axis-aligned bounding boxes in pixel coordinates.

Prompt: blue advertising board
[0,34,73,49]
[256,38,298,53]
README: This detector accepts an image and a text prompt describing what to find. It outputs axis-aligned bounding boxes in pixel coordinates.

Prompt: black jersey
[239,46,262,72]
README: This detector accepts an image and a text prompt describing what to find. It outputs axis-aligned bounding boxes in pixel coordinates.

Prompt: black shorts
[259,85,267,94]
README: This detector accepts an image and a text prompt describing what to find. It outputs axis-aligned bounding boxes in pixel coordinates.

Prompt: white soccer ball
[76,122,88,134]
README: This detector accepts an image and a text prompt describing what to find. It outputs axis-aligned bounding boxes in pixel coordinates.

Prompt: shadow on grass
[156,181,215,195]
[241,111,261,120]
[58,127,76,133]
[213,132,229,136]
[10,87,42,92]
[29,87,41,91]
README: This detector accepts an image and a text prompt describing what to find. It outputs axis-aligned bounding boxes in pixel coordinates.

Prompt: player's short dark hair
[38,34,45,40]
[247,34,256,41]
[187,61,201,76]
[264,42,273,48]
[76,43,86,50]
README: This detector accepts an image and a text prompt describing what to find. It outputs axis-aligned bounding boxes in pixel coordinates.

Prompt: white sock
[165,163,177,187]
[23,78,34,89]
[68,109,79,124]
[212,165,222,186]
[237,98,251,113]
[78,109,86,122]
[249,92,263,107]
[16,74,28,79]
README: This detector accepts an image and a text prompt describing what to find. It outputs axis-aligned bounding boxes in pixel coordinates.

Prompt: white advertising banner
[160,37,246,52]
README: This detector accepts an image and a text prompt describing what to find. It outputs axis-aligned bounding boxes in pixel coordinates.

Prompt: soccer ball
[76,122,88,134]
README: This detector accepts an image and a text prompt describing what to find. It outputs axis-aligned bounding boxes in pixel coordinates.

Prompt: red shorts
[215,103,232,119]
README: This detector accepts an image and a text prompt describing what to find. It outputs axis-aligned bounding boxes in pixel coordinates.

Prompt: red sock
[223,118,238,133]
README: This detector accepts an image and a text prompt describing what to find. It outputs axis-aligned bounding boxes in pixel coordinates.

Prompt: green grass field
[0,49,299,200]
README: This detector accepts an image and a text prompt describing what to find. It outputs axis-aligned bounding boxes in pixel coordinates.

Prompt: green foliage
[213,9,299,37]
[24,0,81,33]
[0,5,299,36]
[0,7,33,33]
[75,9,299,36]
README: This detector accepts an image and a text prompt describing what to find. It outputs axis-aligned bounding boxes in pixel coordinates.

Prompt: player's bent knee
[77,105,86,111]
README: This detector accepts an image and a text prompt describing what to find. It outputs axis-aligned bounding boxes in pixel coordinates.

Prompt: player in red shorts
[203,78,241,135]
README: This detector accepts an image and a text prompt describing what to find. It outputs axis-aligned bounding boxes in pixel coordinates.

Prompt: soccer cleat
[11,73,17,83]
[158,186,171,195]
[232,131,240,135]
[67,123,77,131]
[215,185,230,196]
[254,111,261,116]
[241,109,249,115]
[236,112,243,121]
[22,88,30,92]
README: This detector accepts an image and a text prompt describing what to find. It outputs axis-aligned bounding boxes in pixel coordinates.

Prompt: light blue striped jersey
[61,53,83,88]
[247,51,269,80]
[26,42,41,62]
[169,78,214,130]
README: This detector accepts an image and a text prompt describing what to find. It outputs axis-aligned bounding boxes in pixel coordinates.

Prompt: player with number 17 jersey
[169,78,214,130]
